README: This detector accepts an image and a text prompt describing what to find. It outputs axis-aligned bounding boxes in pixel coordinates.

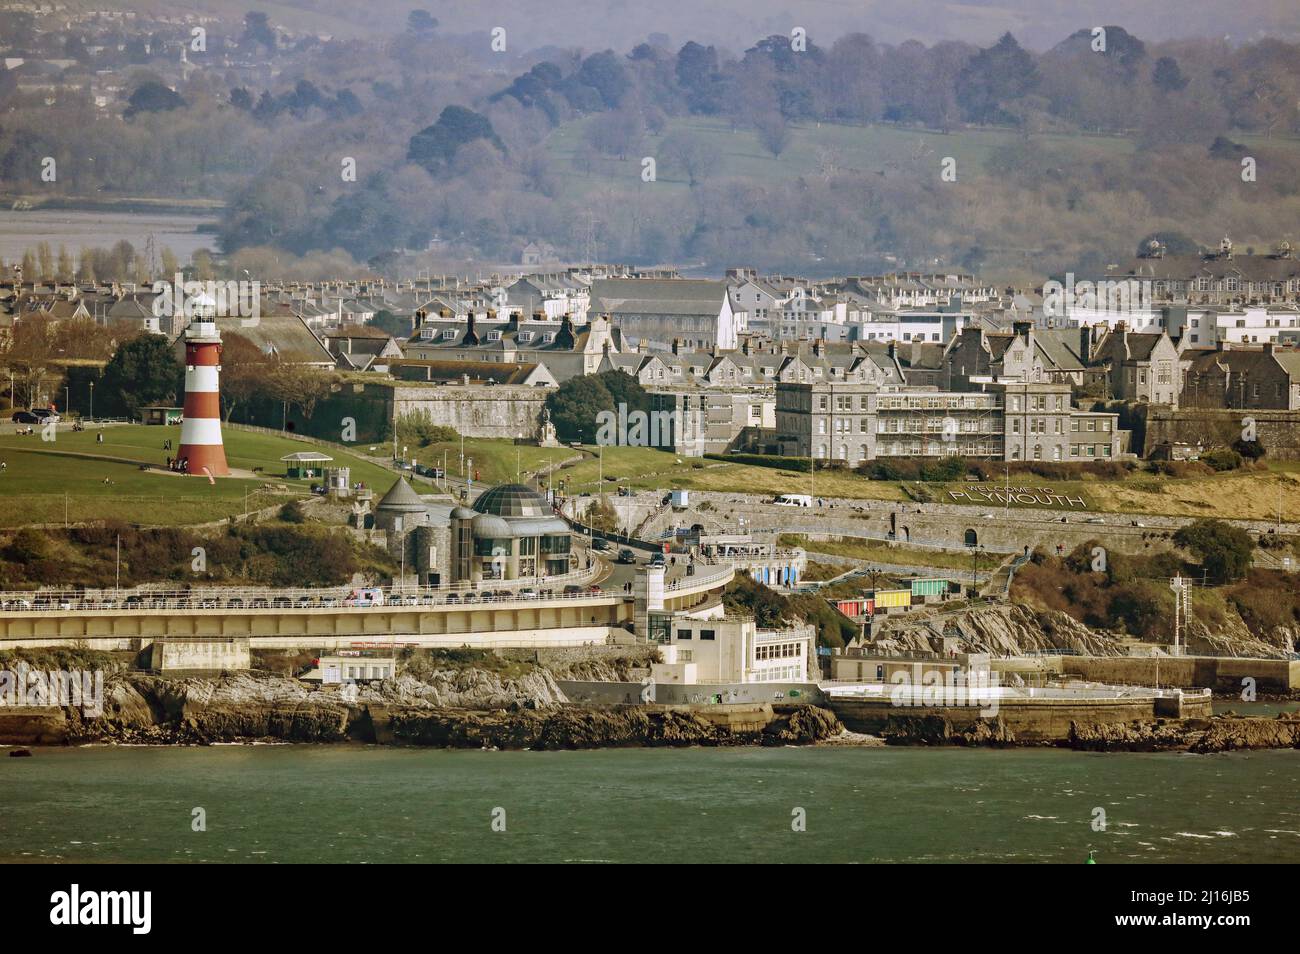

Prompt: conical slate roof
[376,476,427,512]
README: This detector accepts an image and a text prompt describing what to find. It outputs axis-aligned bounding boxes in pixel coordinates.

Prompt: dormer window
[487,331,502,341]
[441,329,456,340]
[517,331,533,342]
[421,327,436,339]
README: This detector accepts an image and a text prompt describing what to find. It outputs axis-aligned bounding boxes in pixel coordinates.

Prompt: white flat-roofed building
[653,616,814,685]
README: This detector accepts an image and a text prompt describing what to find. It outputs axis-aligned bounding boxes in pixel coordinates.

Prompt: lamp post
[88,381,94,421]
[969,543,985,597]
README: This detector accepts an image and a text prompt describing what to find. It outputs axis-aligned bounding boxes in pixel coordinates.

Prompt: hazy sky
[133,0,1300,52]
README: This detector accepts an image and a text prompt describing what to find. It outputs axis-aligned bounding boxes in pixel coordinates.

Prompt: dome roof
[376,477,428,512]
[472,483,550,519]
[471,513,513,538]
[450,506,478,520]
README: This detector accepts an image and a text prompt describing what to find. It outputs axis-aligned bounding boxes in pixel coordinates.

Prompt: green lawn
[780,534,983,571]
[407,437,579,487]
[0,424,431,527]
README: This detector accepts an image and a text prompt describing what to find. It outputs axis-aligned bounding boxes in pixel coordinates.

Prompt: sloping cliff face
[1184,616,1297,659]
[872,602,1296,659]
[874,604,1121,657]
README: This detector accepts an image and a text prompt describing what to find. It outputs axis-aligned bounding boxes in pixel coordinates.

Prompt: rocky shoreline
[1,669,1297,753]
[874,711,1300,752]
[0,670,847,750]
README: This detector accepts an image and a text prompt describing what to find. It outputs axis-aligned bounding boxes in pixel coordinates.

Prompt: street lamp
[88,381,94,421]
[968,543,986,597]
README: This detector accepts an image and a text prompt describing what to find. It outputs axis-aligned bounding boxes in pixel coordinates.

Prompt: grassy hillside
[550,446,1300,519]
[0,424,431,527]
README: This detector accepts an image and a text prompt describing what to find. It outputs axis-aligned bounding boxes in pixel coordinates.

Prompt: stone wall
[557,679,826,706]
[692,490,1297,556]
[146,637,251,675]
[1144,406,1300,459]
[1056,655,1299,692]
[393,384,551,440]
[830,697,1160,742]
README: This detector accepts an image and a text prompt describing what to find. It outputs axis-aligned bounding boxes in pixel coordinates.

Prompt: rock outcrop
[1069,712,1300,753]
[875,604,1121,657]
[880,713,1017,746]
[10,668,842,750]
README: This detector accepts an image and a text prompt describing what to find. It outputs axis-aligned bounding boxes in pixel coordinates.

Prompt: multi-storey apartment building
[776,380,1121,464]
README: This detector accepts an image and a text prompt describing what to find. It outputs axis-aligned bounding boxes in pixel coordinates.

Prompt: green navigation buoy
[1085,850,1096,864]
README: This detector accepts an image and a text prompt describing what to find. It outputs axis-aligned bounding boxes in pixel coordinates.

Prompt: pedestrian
[96,432,103,444]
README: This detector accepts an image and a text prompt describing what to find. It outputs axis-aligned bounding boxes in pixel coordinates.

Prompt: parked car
[649,553,666,568]
[563,584,583,595]
[319,596,338,607]
[10,410,39,424]
[31,408,59,423]
[444,592,461,604]
[225,598,244,609]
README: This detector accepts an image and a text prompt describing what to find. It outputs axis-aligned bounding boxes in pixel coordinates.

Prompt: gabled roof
[589,278,728,317]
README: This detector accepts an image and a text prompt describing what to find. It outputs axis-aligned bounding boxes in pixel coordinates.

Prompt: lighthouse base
[175,444,231,477]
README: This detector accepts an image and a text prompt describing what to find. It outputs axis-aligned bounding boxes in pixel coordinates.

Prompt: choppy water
[2,745,1297,863]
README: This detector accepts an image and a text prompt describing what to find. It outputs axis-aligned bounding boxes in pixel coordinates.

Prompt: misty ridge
[5,2,1300,280]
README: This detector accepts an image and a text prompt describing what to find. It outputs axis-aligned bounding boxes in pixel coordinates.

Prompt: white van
[344,587,385,608]
[772,493,813,507]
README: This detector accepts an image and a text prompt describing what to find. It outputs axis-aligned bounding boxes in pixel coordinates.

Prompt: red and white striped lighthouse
[177,301,230,477]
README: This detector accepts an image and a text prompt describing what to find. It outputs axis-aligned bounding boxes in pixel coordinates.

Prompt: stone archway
[964,528,978,547]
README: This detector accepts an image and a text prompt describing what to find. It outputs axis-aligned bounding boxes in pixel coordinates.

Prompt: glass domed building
[451,483,573,583]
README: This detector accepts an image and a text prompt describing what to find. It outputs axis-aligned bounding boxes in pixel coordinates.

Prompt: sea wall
[828,695,1198,743]
[1053,655,1300,693]
[558,679,827,706]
